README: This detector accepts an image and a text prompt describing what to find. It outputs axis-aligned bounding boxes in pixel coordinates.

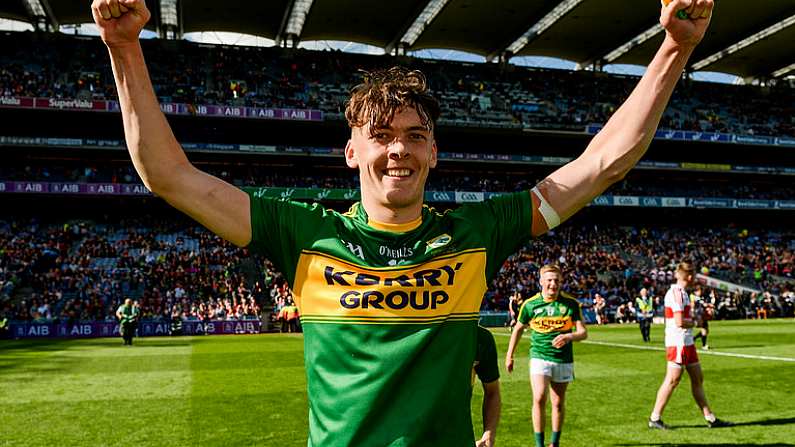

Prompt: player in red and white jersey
[664,281,694,352]
[648,262,732,430]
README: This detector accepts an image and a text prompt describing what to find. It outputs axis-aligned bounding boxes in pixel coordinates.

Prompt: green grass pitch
[2,320,794,446]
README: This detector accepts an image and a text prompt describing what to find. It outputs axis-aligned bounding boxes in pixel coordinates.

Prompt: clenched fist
[660,0,714,48]
[91,0,151,48]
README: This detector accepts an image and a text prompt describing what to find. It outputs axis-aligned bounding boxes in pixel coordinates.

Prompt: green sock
[534,432,545,447]
[550,431,562,446]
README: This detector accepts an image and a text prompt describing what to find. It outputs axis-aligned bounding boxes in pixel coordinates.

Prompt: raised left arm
[530,0,714,236]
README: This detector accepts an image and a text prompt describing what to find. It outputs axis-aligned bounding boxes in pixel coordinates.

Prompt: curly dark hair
[345,66,440,136]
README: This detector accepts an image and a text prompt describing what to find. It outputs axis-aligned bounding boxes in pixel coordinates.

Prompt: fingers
[666,0,712,20]
[93,0,112,20]
[108,0,121,18]
[699,0,713,19]
[690,0,708,20]
[93,0,138,22]
[662,0,690,21]
[120,0,142,7]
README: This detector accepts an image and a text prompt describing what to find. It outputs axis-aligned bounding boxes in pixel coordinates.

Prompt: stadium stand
[1,31,794,137]
[2,158,794,200]
[1,22,794,334]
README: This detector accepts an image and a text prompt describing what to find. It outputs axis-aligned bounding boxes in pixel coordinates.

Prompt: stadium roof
[2,0,794,80]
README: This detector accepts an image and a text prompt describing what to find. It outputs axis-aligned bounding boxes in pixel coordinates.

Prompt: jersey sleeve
[517,301,532,325]
[455,191,534,280]
[475,327,500,383]
[570,299,582,322]
[244,188,328,286]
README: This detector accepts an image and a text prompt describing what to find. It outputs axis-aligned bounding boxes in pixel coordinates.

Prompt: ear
[344,139,358,169]
[429,140,438,169]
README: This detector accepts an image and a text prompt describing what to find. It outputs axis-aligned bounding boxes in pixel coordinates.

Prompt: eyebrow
[373,125,430,133]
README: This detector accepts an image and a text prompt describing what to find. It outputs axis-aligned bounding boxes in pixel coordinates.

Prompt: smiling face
[346,107,437,219]
[343,67,440,223]
[540,270,561,300]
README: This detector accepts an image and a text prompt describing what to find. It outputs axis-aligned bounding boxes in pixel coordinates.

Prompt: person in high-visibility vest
[636,288,654,342]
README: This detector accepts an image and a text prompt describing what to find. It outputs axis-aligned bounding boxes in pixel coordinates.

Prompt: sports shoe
[702,345,710,350]
[648,418,669,430]
[707,418,733,428]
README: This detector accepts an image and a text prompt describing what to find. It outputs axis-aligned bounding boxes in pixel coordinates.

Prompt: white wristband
[531,186,560,230]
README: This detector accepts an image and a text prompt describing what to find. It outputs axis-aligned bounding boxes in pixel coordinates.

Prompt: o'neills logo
[325,263,461,310]
[530,316,573,333]
[0,97,21,106]
[48,98,93,109]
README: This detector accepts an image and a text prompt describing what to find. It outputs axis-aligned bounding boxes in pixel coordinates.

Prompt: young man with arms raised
[91,0,714,443]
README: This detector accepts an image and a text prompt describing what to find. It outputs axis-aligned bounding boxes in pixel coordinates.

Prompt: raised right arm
[91,0,251,247]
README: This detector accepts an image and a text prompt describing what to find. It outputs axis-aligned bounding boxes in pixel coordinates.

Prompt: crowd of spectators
[3,160,794,201]
[0,217,280,328]
[484,224,795,322]
[1,31,794,137]
[2,215,793,331]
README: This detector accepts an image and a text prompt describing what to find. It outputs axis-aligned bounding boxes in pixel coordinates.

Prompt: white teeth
[386,169,411,177]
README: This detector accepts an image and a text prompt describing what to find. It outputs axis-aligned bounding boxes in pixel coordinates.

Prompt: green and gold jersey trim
[367,215,423,233]
[301,313,481,325]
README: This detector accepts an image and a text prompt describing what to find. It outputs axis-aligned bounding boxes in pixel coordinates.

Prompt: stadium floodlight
[398,0,450,47]
[505,0,586,55]
[772,62,795,78]
[602,24,663,64]
[23,0,57,31]
[284,0,315,40]
[160,0,178,27]
[23,0,46,17]
[691,13,795,71]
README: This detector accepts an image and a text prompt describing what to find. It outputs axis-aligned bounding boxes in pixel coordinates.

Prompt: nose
[388,151,409,160]
[387,139,410,160]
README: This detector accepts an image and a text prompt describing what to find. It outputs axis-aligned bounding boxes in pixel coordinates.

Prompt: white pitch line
[583,340,795,363]
[492,332,795,362]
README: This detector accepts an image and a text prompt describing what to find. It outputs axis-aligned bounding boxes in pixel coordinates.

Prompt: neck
[360,194,423,225]
[542,293,557,301]
[676,280,689,289]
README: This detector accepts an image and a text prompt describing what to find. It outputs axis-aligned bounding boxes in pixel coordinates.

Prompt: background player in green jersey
[474,326,501,447]
[92,0,714,443]
[115,298,138,346]
[505,265,587,447]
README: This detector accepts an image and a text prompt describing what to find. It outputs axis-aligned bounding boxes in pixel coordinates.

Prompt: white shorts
[530,358,574,383]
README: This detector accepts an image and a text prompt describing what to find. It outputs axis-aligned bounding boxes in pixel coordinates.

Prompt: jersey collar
[346,202,424,233]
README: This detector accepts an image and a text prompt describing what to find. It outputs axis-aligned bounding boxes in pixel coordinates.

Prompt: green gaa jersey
[517,292,582,363]
[246,189,533,446]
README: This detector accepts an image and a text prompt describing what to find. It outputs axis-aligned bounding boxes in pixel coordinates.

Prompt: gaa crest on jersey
[425,233,452,252]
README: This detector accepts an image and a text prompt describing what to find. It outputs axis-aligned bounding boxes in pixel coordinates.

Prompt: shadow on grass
[729,417,795,427]
[669,417,795,429]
